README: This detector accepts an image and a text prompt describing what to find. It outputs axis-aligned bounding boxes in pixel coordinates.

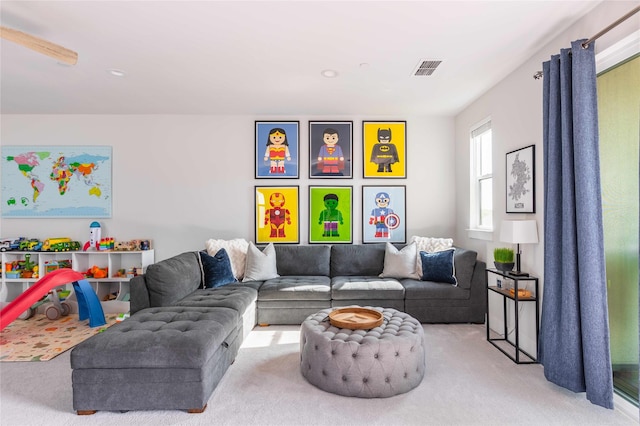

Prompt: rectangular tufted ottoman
[71,307,241,414]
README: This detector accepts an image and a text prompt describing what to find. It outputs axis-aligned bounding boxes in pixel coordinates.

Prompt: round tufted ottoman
[300,306,425,398]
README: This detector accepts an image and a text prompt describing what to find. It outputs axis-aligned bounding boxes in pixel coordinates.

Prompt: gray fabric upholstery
[300,307,425,398]
[129,275,150,314]
[330,244,386,276]
[144,251,202,308]
[71,307,238,369]
[452,247,478,290]
[275,244,331,276]
[401,279,470,300]
[71,306,241,413]
[331,276,405,300]
[176,286,257,313]
[259,276,331,301]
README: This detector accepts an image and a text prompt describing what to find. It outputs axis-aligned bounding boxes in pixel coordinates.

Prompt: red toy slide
[0,268,85,331]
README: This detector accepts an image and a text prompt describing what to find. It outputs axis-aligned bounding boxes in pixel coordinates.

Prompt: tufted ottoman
[71,306,242,414]
[300,307,425,398]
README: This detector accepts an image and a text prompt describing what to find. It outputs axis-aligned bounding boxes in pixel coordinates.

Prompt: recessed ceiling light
[321,69,338,78]
[107,69,126,77]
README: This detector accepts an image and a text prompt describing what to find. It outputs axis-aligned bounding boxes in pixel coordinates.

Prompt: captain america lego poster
[362,185,406,243]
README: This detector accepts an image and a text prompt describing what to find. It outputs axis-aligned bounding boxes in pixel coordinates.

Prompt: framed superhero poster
[362,185,406,244]
[309,186,352,244]
[362,121,406,178]
[309,121,353,178]
[255,186,299,244]
[255,121,300,178]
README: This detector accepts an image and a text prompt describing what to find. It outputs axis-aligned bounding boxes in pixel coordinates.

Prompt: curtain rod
[533,4,640,79]
[582,4,640,48]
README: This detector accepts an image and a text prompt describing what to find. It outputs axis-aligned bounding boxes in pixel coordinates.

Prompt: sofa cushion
[243,242,279,282]
[331,276,405,300]
[275,244,330,276]
[200,249,237,288]
[258,276,331,301]
[145,251,202,307]
[71,307,239,370]
[176,285,258,313]
[205,238,249,280]
[419,249,457,285]
[380,242,420,279]
[410,236,454,253]
[330,244,386,277]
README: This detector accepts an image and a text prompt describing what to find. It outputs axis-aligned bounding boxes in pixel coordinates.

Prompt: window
[470,119,492,231]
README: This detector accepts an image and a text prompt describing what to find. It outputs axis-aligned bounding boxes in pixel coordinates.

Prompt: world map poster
[2,146,112,218]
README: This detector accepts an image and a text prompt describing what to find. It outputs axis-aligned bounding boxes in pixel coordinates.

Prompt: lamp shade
[500,220,538,244]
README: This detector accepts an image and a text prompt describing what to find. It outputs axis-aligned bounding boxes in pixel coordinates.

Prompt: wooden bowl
[328,307,384,330]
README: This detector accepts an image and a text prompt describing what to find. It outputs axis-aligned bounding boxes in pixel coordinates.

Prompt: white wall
[1,115,456,261]
[454,1,640,355]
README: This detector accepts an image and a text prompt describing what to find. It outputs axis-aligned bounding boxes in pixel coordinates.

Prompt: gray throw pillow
[242,242,279,282]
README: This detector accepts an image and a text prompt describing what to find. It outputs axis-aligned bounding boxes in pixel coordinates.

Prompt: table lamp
[499,220,538,276]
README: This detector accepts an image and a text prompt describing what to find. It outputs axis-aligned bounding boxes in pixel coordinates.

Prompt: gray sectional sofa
[70,243,486,414]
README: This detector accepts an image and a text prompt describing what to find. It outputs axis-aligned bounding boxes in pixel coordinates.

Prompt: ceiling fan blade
[0,25,78,65]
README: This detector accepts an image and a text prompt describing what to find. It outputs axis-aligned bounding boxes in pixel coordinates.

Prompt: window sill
[467,229,493,241]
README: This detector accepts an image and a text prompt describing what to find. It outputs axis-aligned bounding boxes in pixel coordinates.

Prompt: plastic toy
[42,237,81,252]
[83,221,101,251]
[21,288,72,321]
[19,238,41,251]
[0,268,106,330]
[99,237,114,251]
[86,265,108,279]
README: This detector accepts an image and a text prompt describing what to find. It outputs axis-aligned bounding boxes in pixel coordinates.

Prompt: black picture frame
[255,121,300,179]
[309,121,353,179]
[506,145,535,213]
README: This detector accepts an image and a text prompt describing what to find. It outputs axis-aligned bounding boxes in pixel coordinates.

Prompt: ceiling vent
[412,59,443,76]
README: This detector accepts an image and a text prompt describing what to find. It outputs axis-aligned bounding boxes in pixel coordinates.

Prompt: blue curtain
[539,39,613,409]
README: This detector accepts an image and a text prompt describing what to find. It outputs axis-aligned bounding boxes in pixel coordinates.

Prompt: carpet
[0,313,119,362]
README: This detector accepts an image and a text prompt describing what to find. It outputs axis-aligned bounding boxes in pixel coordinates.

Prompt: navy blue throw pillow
[419,249,457,285]
[200,249,237,288]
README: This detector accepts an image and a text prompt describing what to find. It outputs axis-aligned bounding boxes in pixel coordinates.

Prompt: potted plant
[493,247,515,272]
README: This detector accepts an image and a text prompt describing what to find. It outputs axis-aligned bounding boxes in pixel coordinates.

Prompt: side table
[486,269,539,364]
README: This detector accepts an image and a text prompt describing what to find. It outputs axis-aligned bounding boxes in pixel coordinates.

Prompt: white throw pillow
[205,238,249,280]
[379,242,420,279]
[410,236,454,253]
[242,242,280,282]
[410,236,454,276]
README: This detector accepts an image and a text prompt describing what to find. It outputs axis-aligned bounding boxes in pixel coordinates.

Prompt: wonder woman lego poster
[255,121,299,178]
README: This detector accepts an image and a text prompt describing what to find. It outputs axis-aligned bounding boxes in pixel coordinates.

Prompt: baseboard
[614,392,639,423]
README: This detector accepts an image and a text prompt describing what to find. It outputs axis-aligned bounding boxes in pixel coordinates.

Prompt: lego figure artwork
[317,128,344,175]
[264,192,291,237]
[368,192,400,238]
[318,193,344,237]
[370,128,399,173]
[264,128,291,174]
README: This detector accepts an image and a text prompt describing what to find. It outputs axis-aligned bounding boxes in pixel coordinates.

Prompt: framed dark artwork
[308,186,353,244]
[362,185,406,243]
[309,121,353,178]
[506,145,535,213]
[255,186,299,244]
[255,121,299,178]
[362,121,406,178]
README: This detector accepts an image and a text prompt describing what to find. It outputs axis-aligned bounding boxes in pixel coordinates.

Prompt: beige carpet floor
[0,323,637,425]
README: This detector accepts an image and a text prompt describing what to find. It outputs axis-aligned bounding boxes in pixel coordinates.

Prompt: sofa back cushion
[145,251,202,307]
[330,244,386,277]
[275,244,330,276]
[453,247,478,289]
